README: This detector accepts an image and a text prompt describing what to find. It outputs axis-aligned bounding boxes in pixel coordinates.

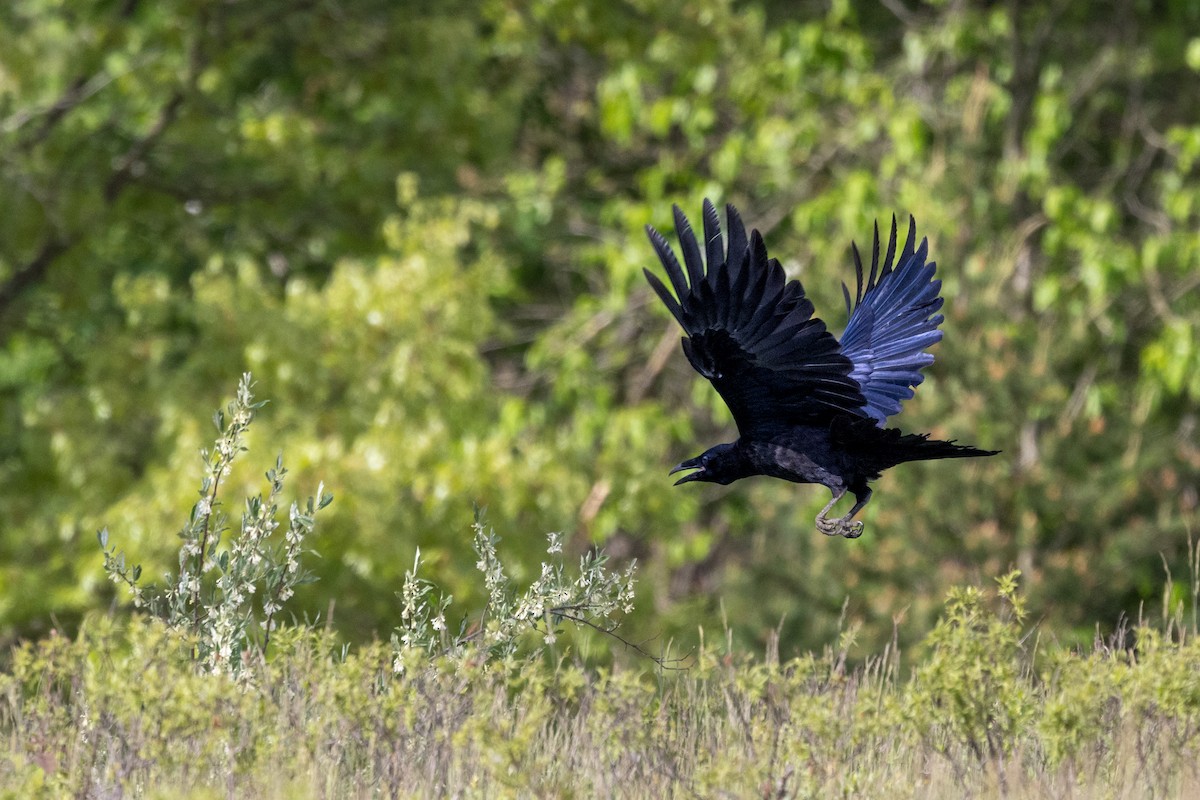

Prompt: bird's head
[669,442,747,486]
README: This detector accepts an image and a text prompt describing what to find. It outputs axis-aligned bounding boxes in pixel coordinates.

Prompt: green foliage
[6,2,1200,794]
[2,0,1199,661]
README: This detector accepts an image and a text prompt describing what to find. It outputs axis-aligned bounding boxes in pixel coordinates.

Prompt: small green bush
[905,572,1033,775]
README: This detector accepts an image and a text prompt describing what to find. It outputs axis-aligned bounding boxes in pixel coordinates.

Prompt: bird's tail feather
[888,433,999,465]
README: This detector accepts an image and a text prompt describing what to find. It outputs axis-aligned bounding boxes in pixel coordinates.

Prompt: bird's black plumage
[645,200,997,537]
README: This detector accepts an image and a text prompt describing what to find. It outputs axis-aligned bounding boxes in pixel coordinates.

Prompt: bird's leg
[832,488,873,539]
[814,489,847,536]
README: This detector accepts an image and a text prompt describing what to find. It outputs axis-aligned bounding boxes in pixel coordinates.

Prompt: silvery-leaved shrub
[99,373,332,677]
[391,507,641,672]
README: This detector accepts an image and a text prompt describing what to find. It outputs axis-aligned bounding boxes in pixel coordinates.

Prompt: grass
[4,576,1200,798]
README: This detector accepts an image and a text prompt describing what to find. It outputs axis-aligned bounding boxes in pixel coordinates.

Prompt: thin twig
[550,609,693,670]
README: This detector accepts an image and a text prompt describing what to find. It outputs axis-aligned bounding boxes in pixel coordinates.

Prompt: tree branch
[7,0,144,144]
[0,236,75,320]
[0,86,188,327]
[103,90,186,202]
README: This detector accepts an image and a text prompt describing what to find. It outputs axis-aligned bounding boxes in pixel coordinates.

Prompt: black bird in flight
[644,201,997,538]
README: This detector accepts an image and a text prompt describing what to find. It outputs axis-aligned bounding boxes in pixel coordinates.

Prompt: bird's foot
[840,520,864,539]
[815,516,864,539]
[816,516,839,536]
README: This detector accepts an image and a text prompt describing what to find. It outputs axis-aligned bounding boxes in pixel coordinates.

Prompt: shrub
[98,374,332,677]
[391,507,642,672]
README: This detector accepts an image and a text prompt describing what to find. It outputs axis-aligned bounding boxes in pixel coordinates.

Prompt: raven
[644,201,997,538]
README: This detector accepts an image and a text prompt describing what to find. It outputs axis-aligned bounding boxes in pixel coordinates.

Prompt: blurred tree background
[2,0,1198,656]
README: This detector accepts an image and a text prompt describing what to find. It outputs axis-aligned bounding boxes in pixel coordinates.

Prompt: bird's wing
[643,200,866,435]
[838,216,945,426]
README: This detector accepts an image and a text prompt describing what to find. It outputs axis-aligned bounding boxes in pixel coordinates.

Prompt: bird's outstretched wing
[839,216,945,426]
[644,200,866,435]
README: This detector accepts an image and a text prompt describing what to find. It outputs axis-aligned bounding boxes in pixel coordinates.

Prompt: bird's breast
[742,437,844,490]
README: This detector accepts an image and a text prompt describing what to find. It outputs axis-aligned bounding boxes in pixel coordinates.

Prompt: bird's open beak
[669,457,703,486]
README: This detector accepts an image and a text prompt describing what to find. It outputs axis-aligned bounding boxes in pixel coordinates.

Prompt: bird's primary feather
[646,203,948,429]
[643,200,867,435]
[839,216,945,425]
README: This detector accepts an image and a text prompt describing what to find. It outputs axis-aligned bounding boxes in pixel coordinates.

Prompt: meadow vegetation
[2,0,1198,654]
[7,554,1200,796]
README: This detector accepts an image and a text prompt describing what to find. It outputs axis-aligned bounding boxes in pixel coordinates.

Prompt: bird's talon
[841,521,864,539]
